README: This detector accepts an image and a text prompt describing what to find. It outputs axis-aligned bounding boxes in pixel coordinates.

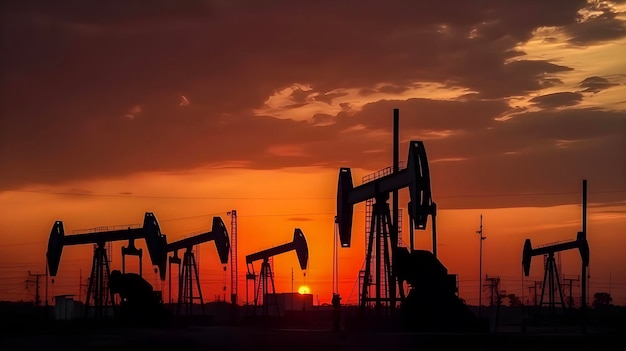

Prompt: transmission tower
[484,275,502,307]
[25,271,45,307]
[227,210,238,305]
[563,275,580,309]
[526,280,543,306]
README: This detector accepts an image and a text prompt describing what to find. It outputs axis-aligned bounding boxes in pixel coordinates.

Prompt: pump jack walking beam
[337,140,435,248]
[47,212,168,280]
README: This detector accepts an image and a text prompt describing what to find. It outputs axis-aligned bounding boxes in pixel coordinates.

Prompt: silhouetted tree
[506,293,522,307]
[592,292,612,307]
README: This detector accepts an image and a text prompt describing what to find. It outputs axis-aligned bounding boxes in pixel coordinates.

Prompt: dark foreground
[1,302,624,350]
[1,323,622,351]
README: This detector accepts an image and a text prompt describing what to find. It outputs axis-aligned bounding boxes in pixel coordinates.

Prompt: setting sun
[298,285,310,294]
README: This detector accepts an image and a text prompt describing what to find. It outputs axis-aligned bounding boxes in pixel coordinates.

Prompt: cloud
[578,76,619,93]
[179,95,190,106]
[422,107,625,207]
[1,0,624,210]
[286,217,314,222]
[125,105,142,119]
[564,0,626,45]
[529,92,584,109]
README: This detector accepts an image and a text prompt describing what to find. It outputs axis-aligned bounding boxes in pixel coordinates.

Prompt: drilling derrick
[46,212,168,319]
[166,216,230,316]
[245,228,308,317]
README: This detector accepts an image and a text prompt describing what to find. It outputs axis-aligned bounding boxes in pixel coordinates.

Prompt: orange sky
[1,0,625,307]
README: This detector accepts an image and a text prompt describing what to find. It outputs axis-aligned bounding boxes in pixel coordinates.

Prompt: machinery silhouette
[108,269,171,325]
[337,140,435,317]
[337,139,483,331]
[522,232,589,312]
[521,179,590,330]
[166,216,230,316]
[46,212,168,319]
[245,228,308,317]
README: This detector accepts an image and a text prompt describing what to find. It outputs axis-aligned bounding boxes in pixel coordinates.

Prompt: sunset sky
[1,0,625,308]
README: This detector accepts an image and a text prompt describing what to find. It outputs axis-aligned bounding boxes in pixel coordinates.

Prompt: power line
[0,241,41,248]
[8,189,625,200]
[8,190,334,200]
[24,271,45,307]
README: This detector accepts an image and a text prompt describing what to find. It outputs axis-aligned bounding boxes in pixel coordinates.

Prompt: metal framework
[523,232,589,314]
[227,210,238,304]
[522,179,590,329]
[336,140,436,317]
[45,212,168,319]
[245,229,308,317]
[166,216,230,316]
[121,238,143,276]
[361,165,405,312]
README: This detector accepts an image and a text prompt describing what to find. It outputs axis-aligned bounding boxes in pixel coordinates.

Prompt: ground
[1,302,624,350]
[1,324,623,351]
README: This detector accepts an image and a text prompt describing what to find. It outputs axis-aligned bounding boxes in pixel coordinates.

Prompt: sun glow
[298,285,310,294]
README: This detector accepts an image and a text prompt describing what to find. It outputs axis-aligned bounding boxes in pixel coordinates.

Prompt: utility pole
[227,210,238,305]
[534,281,542,306]
[79,270,82,302]
[25,271,45,307]
[484,275,502,307]
[45,261,49,308]
[476,214,486,318]
[563,275,580,309]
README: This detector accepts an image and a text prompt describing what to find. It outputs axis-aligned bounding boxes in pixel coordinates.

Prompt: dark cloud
[338,98,511,132]
[290,88,312,104]
[310,113,335,127]
[452,59,574,99]
[422,108,626,208]
[565,0,626,45]
[314,92,349,105]
[426,108,626,161]
[286,217,314,222]
[1,0,217,26]
[1,0,624,210]
[529,92,584,109]
[378,85,413,95]
[579,76,619,93]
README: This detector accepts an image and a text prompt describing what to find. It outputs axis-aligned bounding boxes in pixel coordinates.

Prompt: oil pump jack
[46,212,168,319]
[337,137,483,331]
[522,179,590,327]
[166,216,230,316]
[522,233,589,313]
[245,228,308,317]
[337,140,435,314]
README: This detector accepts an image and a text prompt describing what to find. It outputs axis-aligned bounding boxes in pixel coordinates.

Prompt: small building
[266,293,314,316]
[53,295,81,320]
